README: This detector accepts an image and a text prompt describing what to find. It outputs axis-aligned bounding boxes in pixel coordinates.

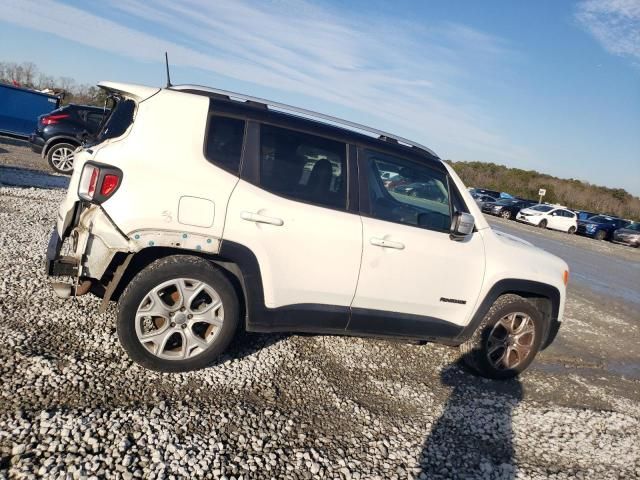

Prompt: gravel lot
[1,139,639,479]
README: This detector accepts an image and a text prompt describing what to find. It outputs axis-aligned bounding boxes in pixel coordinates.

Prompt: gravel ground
[1,141,639,479]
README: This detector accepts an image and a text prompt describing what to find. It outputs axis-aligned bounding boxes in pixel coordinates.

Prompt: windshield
[530,205,553,212]
[96,98,135,142]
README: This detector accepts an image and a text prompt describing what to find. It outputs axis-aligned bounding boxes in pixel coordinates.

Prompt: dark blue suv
[29,104,109,174]
[577,215,630,241]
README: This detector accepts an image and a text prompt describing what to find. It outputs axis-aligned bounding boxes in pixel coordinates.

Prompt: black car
[481,198,536,220]
[470,187,501,198]
[29,104,109,174]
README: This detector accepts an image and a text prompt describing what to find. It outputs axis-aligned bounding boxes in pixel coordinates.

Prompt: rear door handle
[240,211,284,226]
[370,237,405,250]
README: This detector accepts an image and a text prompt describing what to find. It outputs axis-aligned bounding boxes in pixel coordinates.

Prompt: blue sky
[1,0,639,195]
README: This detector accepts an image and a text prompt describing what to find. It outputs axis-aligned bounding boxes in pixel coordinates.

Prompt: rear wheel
[47,142,77,174]
[538,219,548,229]
[568,226,576,234]
[500,210,512,220]
[459,294,544,379]
[117,255,239,372]
[594,230,607,241]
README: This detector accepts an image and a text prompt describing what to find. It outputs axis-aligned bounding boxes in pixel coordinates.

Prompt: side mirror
[450,212,475,240]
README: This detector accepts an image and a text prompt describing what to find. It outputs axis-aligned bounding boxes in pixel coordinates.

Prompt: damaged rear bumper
[46,204,133,298]
[45,229,79,277]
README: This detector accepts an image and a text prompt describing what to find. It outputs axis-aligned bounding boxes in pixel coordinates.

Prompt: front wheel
[459,294,544,379]
[117,255,239,372]
[538,219,548,229]
[47,142,77,174]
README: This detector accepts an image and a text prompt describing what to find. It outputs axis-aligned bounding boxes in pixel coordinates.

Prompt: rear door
[223,122,362,331]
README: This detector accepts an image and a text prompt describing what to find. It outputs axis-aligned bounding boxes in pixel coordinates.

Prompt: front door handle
[240,211,284,226]
[370,237,405,250]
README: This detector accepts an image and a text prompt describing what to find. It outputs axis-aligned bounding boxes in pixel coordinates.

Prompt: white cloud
[576,0,640,62]
[0,0,530,163]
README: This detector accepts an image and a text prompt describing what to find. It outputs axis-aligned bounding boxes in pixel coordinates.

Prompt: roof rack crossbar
[171,84,438,157]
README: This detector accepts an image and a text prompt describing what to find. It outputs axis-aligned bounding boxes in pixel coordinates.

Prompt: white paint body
[55,82,568,331]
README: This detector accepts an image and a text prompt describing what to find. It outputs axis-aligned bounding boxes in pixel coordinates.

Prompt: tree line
[0,61,107,106]
[2,62,637,219]
[450,161,640,221]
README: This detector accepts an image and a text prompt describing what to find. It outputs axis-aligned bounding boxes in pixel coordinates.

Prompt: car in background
[612,223,640,247]
[482,198,535,220]
[517,205,578,233]
[575,210,598,221]
[471,192,498,208]
[470,187,501,199]
[29,104,110,174]
[577,215,630,241]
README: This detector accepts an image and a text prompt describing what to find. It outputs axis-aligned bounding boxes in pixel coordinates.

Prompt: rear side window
[259,124,347,210]
[97,99,135,142]
[205,116,246,174]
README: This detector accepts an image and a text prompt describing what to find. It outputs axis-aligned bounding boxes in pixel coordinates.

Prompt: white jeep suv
[46,82,569,379]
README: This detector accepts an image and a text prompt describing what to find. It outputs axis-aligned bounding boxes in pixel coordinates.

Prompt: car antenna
[164,51,172,88]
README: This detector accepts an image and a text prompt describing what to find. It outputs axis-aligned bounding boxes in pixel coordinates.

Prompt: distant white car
[517,205,577,233]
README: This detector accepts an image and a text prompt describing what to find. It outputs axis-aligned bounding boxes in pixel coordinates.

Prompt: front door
[349,148,485,338]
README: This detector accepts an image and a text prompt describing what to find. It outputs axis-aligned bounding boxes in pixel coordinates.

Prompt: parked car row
[470,187,638,247]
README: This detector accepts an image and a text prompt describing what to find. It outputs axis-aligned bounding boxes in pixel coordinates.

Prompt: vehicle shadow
[0,165,69,189]
[415,361,523,479]
[218,330,287,364]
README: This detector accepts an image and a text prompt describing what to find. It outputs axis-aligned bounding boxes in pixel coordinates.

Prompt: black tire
[538,219,547,229]
[594,230,607,241]
[46,142,78,175]
[117,255,239,372]
[459,294,544,379]
[500,210,512,220]
[568,226,576,234]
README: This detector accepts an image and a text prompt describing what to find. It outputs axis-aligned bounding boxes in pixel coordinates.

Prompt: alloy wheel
[50,147,75,172]
[135,278,224,360]
[486,312,535,370]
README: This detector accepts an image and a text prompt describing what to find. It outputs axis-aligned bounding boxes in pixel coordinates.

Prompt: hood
[494,229,535,248]
[519,208,540,215]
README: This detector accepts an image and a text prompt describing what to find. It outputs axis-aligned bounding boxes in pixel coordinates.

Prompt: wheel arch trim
[455,278,561,348]
[43,136,80,157]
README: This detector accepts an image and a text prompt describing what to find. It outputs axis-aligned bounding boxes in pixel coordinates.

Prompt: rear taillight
[100,174,120,196]
[41,113,70,125]
[78,163,122,203]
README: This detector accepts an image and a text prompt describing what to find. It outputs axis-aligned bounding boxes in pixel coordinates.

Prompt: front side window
[205,116,246,174]
[259,124,347,209]
[365,149,451,232]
